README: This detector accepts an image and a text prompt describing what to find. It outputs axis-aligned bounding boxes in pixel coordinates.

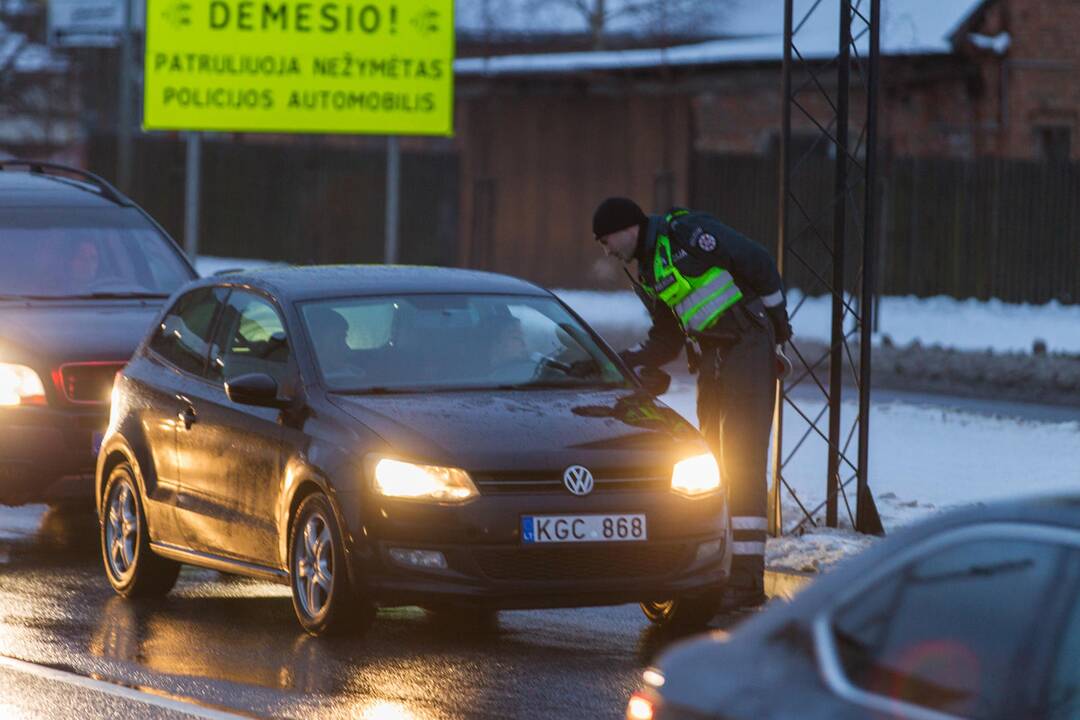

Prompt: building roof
[0,21,68,75]
[455,0,984,76]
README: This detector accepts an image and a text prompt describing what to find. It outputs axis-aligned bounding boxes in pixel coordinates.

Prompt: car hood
[0,300,163,365]
[329,388,706,472]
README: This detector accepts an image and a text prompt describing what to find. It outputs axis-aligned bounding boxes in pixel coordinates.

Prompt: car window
[1043,559,1080,720]
[829,538,1068,719]
[149,287,227,376]
[209,291,291,389]
[0,207,193,298]
[299,293,628,392]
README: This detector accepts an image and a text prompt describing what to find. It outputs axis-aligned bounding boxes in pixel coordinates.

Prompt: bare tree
[524,0,730,49]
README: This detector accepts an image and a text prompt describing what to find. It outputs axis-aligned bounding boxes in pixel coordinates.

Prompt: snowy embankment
[661,377,1080,573]
[196,257,1080,355]
[557,289,1080,356]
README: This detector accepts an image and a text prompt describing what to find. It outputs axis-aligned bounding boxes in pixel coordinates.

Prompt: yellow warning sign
[143,1,454,135]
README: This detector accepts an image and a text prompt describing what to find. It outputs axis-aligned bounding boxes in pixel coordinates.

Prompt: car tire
[640,594,721,630]
[289,493,375,637]
[100,463,180,598]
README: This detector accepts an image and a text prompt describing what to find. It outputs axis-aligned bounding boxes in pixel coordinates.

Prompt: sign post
[117,0,135,193]
[184,132,202,259]
[384,135,400,264]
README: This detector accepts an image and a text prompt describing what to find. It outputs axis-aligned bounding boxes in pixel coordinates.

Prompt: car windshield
[0,208,194,299]
[300,293,631,392]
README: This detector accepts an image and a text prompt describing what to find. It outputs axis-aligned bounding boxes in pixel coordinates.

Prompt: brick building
[457,0,1078,163]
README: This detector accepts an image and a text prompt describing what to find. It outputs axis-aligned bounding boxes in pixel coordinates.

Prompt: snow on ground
[0,504,47,541]
[195,257,1080,355]
[557,288,1080,355]
[195,256,284,277]
[659,377,1080,572]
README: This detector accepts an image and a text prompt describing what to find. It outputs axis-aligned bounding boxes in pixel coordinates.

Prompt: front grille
[57,362,124,404]
[473,543,689,581]
[473,470,670,495]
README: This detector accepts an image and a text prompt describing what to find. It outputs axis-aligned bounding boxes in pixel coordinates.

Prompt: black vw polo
[97,266,732,635]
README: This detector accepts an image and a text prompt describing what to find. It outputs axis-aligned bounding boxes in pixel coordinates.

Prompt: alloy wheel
[105,480,138,580]
[294,512,335,620]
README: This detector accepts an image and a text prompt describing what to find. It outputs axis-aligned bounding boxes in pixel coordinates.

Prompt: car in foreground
[628,495,1080,720]
[0,161,197,506]
[97,265,732,635]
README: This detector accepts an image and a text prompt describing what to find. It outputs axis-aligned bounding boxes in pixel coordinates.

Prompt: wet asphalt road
[0,506,737,720]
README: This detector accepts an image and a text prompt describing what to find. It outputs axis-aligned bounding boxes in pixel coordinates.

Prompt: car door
[138,286,228,546]
[815,526,1080,720]
[175,289,292,566]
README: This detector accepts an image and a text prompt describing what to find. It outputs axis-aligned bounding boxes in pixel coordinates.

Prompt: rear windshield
[299,293,630,392]
[0,207,195,299]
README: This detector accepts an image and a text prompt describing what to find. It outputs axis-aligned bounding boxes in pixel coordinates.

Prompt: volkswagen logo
[563,465,594,496]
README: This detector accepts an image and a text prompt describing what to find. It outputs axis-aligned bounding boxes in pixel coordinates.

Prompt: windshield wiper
[493,380,627,391]
[0,294,50,301]
[59,291,171,300]
[334,386,429,395]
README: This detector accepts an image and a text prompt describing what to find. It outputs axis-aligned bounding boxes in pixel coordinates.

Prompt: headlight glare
[671,453,721,497]
[373,458,478,503]
[0,363,46,407]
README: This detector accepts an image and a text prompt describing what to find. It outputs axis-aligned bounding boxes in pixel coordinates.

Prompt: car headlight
[372,458,478,503]
[0,363,46,407]
[671,453,721,498]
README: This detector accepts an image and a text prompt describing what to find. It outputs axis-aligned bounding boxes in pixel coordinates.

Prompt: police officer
[591,197,792,609]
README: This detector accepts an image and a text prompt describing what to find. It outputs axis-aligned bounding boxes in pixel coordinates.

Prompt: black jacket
[623,209,790,368]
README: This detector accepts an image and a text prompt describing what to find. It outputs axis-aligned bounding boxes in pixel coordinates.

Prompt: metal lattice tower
[770,0,884,536]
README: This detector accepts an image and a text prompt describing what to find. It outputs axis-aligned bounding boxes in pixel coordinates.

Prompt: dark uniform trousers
[695,304,775,594]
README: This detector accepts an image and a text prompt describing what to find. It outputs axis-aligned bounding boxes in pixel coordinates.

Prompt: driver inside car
[308,307,365,384]
[68,238,101,285]
[486,316,534,381]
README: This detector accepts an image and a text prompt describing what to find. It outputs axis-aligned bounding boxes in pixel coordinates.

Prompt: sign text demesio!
[144,0,454,135]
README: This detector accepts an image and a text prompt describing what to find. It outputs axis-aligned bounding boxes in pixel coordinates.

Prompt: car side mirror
[638,367,671,396]
[225,373,289,409]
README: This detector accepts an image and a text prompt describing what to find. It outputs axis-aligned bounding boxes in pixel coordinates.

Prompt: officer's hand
[618,349,642,369]
[766,306,793,344]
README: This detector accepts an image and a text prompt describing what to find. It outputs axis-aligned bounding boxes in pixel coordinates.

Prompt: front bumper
[0,406,107,505]
[355,489,733,609]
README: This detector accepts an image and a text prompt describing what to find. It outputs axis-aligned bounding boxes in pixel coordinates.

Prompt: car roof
[0,170,122,209]
[205,264,553,301]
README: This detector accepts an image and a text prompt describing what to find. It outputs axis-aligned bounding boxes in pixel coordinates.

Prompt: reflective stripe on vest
[651,230,743,334]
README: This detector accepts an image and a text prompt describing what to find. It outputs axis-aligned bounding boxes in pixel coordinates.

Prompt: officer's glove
[766,306,793,345]
[638,366,671,396]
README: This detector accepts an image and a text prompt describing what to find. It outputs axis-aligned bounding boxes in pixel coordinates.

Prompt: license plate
[521,514,647,544]
[91,431,104,458]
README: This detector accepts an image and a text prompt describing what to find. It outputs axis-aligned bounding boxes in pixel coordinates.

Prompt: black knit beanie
[592,197,647,238]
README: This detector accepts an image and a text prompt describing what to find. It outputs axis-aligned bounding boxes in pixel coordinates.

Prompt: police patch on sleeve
[696,233,717,252]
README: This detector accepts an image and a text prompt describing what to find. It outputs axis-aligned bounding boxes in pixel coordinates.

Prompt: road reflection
[0,505,705,719]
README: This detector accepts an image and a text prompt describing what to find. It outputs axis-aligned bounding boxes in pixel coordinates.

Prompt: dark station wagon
[0,162,197,506]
